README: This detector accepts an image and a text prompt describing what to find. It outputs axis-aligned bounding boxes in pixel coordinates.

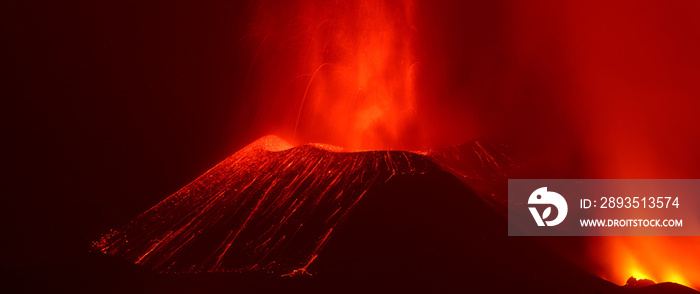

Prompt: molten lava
[93,136,437,273]
[597,236,700,290]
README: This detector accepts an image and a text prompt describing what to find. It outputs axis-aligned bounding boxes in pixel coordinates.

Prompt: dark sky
[3,0,258,270]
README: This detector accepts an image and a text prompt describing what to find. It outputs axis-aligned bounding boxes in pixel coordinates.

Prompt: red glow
[292,0,419,150]
[246,0,453,150]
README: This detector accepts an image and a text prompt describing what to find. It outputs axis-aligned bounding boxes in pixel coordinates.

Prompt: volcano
[93,136,698,293]
[93,135,439,274]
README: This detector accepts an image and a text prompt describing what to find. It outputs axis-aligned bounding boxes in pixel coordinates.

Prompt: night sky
[4,0,257,271]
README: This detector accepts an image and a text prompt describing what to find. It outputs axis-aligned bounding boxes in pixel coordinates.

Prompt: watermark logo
[528,187,568,226]
[509,180,696,236]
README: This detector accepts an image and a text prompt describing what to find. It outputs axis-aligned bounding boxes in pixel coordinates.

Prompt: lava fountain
[246,0,428,150]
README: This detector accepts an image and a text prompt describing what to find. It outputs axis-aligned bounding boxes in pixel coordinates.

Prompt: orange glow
[595,236,699,290]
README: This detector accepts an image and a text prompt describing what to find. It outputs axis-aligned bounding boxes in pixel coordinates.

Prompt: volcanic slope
[93,135,437,274]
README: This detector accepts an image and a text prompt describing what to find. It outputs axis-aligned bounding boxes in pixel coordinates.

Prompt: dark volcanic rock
[93,135,437,274]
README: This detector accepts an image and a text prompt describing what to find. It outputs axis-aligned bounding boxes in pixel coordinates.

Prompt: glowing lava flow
[93,136,436,274]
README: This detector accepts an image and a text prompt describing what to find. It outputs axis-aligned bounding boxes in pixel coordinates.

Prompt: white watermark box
[508,179,700,236]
